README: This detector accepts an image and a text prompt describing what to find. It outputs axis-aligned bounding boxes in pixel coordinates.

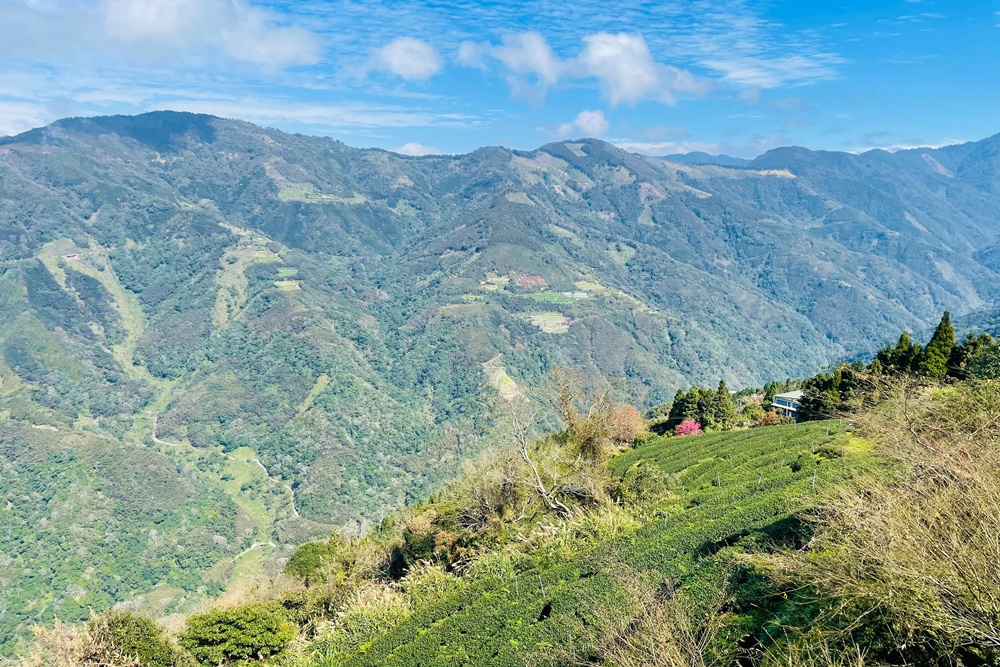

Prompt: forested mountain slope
[0,112,998,651]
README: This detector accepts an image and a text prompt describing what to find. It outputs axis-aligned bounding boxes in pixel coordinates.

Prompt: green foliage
[800,362,871,419]
[875,330,922,373]
[179,604,296,666]
[950,332,994,379]
[652,380,738,433]
[714,380,736,428]
[801,313,994,419]
[917,311,955,379]
[89,612,194,667]
[968,343,1000,379]
[284,540,339,586]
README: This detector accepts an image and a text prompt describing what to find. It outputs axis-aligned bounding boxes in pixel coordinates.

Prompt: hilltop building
[772,390,803,419]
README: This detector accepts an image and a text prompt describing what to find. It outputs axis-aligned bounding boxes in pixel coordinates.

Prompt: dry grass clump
[538,565,727,667]
[761,633,870,667]
[8,620,128,667]
[757,379,1000,661]
[8,611,199,667]
[306,582,412,665]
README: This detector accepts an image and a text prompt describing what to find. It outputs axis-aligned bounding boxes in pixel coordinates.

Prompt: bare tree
[505,401,573,518]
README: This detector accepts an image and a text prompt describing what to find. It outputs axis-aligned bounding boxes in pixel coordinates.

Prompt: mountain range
[0,111,998,651]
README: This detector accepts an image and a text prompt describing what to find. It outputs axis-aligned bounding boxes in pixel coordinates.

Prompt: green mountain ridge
[1,111,999,652]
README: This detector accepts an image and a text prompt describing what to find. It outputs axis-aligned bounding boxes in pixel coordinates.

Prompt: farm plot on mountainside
[527,311,574,333]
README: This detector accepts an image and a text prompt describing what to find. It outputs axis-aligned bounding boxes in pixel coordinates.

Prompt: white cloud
[102,0,322,67]
[217,7,323,67]
[372,38,443,81]
[0,0,321,68]
[457,41,489,69]
[557,110,609,138]
[0,101,50,137]
[700,54,843,89]
[393,142,442,155]
[458,31,705,105]
[157,97,479,131]
[492,32,564,88]
[576,32,707,106]
[615,132,790,159]
[615,140,723,156]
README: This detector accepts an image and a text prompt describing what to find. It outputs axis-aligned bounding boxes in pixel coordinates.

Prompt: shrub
[273,587,341,629]
[968,344,1000,380]
[675,419,703,437]
[755,411,787,427]
[179,603,295,666]
[284,540,336,586]
[89,612,194,667]
[618,460,671,505]
[608,404,643,446]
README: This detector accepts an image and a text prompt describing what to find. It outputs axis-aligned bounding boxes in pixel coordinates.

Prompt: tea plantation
[321,420,872,666]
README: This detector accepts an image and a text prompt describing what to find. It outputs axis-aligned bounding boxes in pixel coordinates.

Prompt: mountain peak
[3,110,221,150]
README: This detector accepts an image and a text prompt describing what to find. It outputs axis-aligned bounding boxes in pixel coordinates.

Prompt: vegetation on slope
[12,316,998,667]
[3,112,1000,655]
[13,345,999,666]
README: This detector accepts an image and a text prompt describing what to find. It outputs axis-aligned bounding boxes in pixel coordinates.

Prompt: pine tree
[713,380,736,429]
[878,330,921,372]
[695,387,716,428]
[666,388,686,427]
[919,311,955,379]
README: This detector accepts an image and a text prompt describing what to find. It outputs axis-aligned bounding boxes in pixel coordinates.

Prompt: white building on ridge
[772,390,804,418]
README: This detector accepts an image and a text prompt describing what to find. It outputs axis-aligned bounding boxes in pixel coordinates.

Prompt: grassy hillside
[14,418,871,666]
[313,421,869,667]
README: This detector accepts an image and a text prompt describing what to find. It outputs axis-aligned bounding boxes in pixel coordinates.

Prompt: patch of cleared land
[274,280,301,291]
[575,280,606,294]
[276,183,367,204]
[297,374,330,416]
[523,292,587,305]
[755,169,795,179]
[547,224,583,245]
[607,243,637,266]
[482,354,521,400]
[265,160,367,204]
[479,273,511,291]
[504,192,534,205]
[527,311,574,333]
[213,225,285,326]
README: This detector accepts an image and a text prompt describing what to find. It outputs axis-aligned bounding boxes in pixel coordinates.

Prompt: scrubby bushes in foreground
[752,378,1000,666]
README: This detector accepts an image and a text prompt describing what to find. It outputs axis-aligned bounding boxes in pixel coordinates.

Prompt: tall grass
[757,379,1000,663]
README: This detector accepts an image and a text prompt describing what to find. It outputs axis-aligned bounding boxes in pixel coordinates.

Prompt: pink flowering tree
[675,419,703,437]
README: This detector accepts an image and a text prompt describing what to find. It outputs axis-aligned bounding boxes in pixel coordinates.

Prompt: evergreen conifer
[919,312,955,379]
[714,380,736,428]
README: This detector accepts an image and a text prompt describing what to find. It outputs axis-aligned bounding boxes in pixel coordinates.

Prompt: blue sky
[1,0,998,156]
